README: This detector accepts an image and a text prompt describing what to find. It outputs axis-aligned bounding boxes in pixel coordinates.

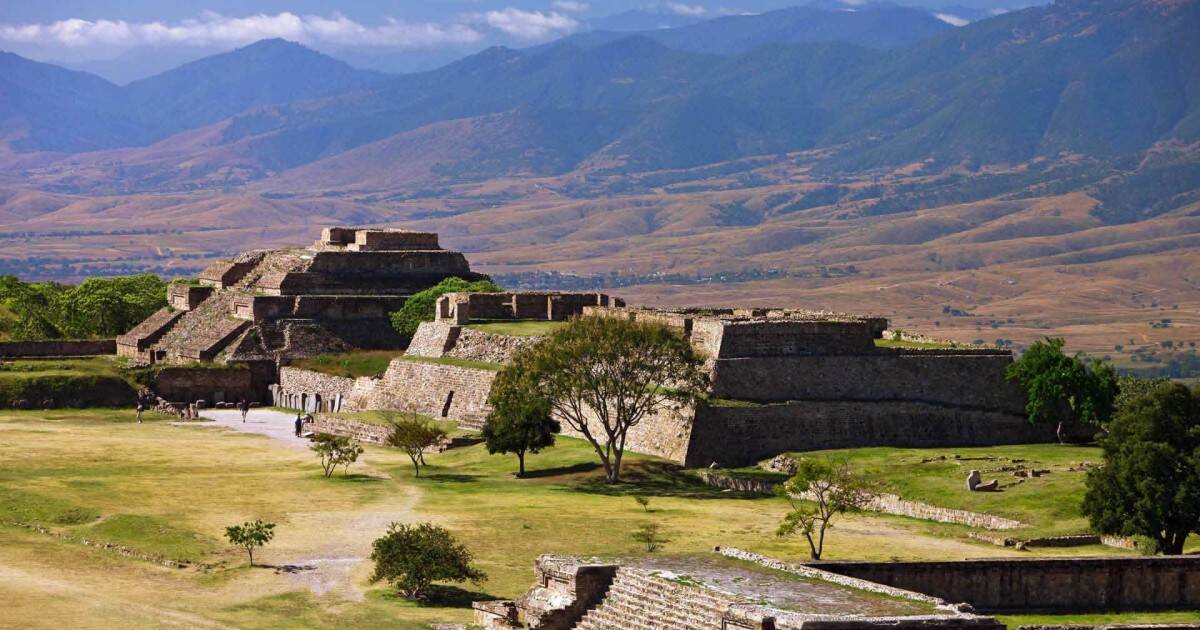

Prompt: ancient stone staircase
[572,568,736,630]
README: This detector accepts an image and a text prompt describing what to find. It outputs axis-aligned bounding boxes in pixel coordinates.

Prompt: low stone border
[969,532,1138,551]
[715,547,970,613]
[700,472,1024,530]
[2,519,192,569]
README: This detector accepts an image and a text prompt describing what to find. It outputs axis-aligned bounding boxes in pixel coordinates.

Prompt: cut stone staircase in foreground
[572,567,734,630]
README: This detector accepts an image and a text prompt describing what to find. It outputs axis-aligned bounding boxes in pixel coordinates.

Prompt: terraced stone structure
[117,227,488,401]
[475,553,1001,629]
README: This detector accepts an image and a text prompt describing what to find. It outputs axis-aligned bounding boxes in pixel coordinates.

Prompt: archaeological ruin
[118,226,1058,465]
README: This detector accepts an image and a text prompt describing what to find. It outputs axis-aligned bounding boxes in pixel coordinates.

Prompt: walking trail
[183,408,419,600]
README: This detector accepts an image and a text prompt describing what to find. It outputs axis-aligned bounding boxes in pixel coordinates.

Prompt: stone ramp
[573,568,734,630]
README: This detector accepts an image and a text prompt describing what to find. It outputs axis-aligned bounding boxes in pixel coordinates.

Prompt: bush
[370,522,486,600]
[388,277,501,338]
[0,274,167,340]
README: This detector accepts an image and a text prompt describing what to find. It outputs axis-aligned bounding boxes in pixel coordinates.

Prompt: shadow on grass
[329,473,388,484]
[571,461,772,500]
[419,473,481,483]
[372,584,501,608]
[520,462,601,479]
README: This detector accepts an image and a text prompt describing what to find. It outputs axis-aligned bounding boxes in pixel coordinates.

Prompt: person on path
[295,413,304,437]
[136,402,144,424]
[239,399,249,423]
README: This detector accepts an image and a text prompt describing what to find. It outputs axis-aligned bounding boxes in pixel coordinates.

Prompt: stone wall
[446,327,542,364]
[556,399,697,464]
[699,473,1024,529]
[154,366,256,403]
[274,366,358,412]
[809,556,1200,612]
[683,401,1057,467]
[365,359,498,429]
[709,352,1025,411]
[305,413,393,444]
[0,339,116,358]
[694,318,878,358]
[406,322,461,357]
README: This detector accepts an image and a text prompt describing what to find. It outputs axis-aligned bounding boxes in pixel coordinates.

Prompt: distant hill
[0,39,386,153]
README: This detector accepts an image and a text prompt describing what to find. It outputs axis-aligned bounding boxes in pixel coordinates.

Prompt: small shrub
[225,520,275,566]
[309,433,364,478]
[631,522,666,552]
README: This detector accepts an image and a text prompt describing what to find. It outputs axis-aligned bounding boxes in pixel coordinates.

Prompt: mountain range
[0,0,1197,362]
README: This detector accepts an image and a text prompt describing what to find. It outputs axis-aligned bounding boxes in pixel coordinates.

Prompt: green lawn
[395,354,502,371]
[773,445,1105,536]
[0,409,1177,629]
[290,351,404,379]
[0,357,139,407]
[465,321,564,337]
[996,611,1200,626]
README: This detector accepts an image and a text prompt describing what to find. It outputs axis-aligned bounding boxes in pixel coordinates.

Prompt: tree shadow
[571,461,773,500]
[371,584,501,608]
[520,462,601,479]
[419,473,481,483]
[330,473,387,483]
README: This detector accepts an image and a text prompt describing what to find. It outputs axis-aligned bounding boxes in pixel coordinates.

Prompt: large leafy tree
[370,522,486,600]
[0,274,167,340]
[482,360,560,477]
[1006,337,1120,442]
[515,315,708,484]
[388,277,501,338]
[1082,383,1200,555]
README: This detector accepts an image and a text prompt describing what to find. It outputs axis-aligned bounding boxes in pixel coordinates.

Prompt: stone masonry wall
[809,556,1200,613]
[366,359,497,428]
[446,327,543,364]
[154,367,256,403]
[406,322,460,357]
[710,353,1025,412]
[556,400,697,465]
[275,366,358,412]
[0,339,116,358]
[683,401,1056,468]
[305,413,393,444]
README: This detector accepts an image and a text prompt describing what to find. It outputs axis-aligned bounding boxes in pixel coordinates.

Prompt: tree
[514,315,707,484]
[1082,383,1200,555]
[370,522,486,600]
[634,496,651,512]
[776,457,878,560]
[388,277,501,338]
[224,519,275,566]
[309,433,364,478]
[384,412,447,477]
[1006,337,1120,442]
[482,362,560,477]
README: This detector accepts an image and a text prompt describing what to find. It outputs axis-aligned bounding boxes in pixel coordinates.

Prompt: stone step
[570,570,731,630]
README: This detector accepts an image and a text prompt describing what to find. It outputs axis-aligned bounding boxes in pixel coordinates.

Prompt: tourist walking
[294,413,304,437]
[136,402,144,424]
[239,399,249,423]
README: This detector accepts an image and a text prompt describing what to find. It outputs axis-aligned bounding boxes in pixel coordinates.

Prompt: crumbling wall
[810,556,1200,612]
[446,328,543,364]
[274,366,357,412]
[406,322,460,357]
[366,359,497,428]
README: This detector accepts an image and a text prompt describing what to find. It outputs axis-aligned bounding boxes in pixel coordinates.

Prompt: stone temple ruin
[121,225,1054,463]
[117,227,488,400]
[287,295,1054,467]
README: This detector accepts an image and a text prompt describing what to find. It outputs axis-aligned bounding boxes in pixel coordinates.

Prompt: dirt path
[188,408,311,448]
[188,408,421,600]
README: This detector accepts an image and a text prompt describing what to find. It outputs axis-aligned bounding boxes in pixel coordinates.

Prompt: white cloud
[934,13,969,27]
[0,12,483,49]
[666,3,708,17]
[989,8,1010,15]
[552,1,590,12]
[474,8,579,39]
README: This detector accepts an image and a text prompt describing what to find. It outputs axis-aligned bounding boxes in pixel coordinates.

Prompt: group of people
[133,396,310,438]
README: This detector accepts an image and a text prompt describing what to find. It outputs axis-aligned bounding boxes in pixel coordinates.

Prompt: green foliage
[0,274,167,340]
[777,457,878,560]
[1115,376,1172,414]
[291,351,401,378]
[369,522,486,600]
[482,361,560,477]
[224,519,276,566]
[0,359,139,408]
[387,277,501,338]
[634,496,651,512]
[1082,383,1200,555]
[1006,337,1120,440]
[509,315,708,484]
[308,433,364,478]
[383,412,448,477]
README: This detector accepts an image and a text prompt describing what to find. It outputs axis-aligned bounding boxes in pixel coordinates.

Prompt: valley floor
[0,409,1193,628]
